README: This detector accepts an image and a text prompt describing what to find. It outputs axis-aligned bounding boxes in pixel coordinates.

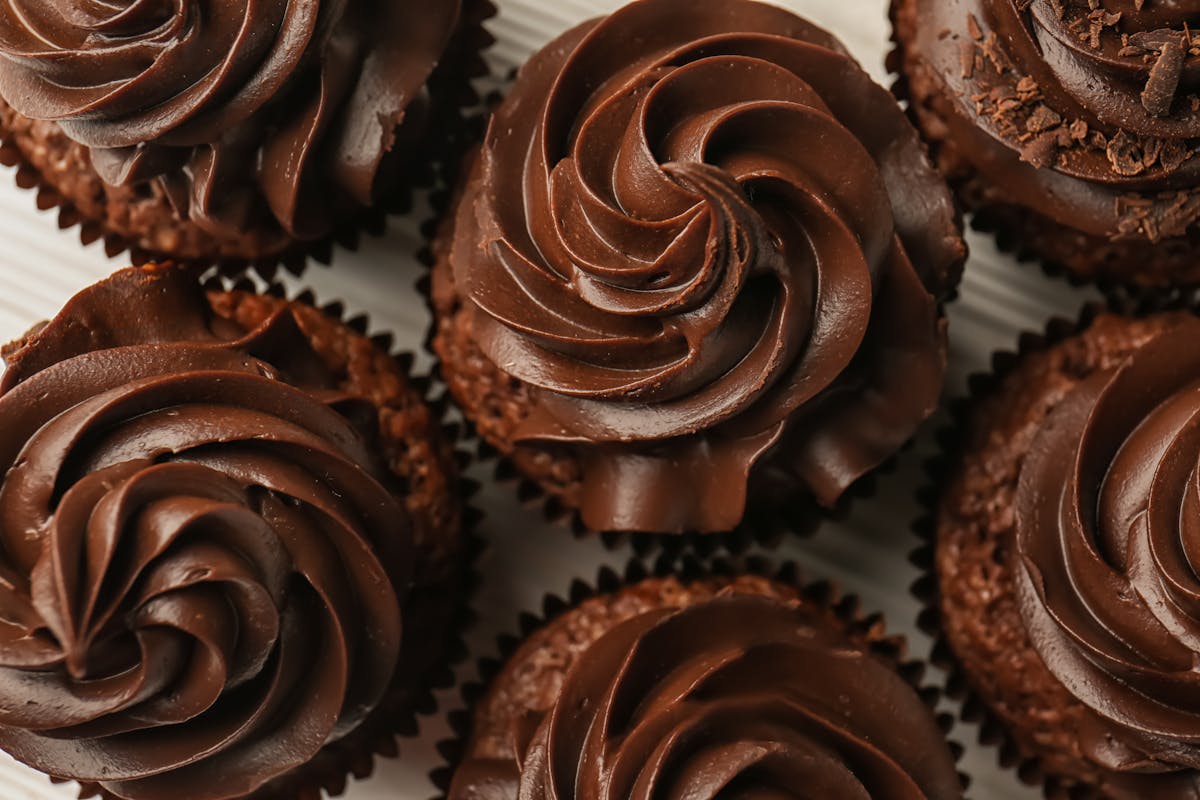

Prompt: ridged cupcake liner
[0,128,370,280]
[911,293,1197,799]
[0,0,495,282]
[429,552,970,799]
[887,2,1200,302]
[41,271,486,800]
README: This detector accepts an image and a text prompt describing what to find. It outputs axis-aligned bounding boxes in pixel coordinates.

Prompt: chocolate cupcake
[0,266,467,800]
[929,308,1200,796]
[0,1,493,272]
[430,0,966,537]
[443,564,964,799]
[892,0,1200,290]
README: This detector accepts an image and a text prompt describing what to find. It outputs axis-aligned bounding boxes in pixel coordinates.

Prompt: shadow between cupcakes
[913,295,1200,798]
[0,0,496,280]
[0,266,484,800]
[429,553,971,800]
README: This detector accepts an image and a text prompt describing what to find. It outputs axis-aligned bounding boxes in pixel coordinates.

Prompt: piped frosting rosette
[1017,316,1200,793]
[0,0,464,243]
[448,0,963,534]
[448,594,963,800]
[0,268,411,800]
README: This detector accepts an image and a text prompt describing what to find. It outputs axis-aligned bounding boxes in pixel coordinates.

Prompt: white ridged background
[0,1,1099,798]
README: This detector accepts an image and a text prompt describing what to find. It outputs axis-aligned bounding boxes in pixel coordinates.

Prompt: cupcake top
[450,592,962,799]
[910,0,1200,242]
[0,267,410,800]
[447,0,964,533]
[1016,315,1200,792]
[0,1,463,242]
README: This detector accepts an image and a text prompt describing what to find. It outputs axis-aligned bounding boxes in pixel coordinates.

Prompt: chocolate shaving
[960,41,977,79]
[1026,104,1062,133]
[1016,76,1041,103]
[1117,191,1200,243]
[1142,137,1163,166]
[967,13,984,41]
[1021,131,1060,167]
[1107,130,1150,175]
[1160,139,1194,173]
[981,32,1013,74]
[1084,10,1121,50]
[1142,37,1186,117]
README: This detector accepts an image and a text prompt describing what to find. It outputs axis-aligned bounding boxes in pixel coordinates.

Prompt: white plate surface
[0,1,1101,798]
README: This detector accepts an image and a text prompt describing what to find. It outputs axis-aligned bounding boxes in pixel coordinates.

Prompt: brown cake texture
[933,311,1194,794]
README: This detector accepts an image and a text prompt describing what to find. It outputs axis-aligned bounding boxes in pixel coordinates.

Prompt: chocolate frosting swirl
[0,1,463,242]
[0,267,410,800]
[1016,317,1200,796]
[909,0,1200,242]
[448,0,963,533]
[449,595,963,800]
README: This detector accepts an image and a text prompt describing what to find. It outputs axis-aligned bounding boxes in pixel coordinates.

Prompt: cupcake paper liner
[43,272,486,800]
[0,0,495,282]
[429,552,970,800]
[911,293,1198,799]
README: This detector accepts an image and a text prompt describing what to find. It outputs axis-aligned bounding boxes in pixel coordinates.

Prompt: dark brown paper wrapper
[34,271,486,800]
[429,553,970,800]
[0,0,496,281]
[911,294,1199,799]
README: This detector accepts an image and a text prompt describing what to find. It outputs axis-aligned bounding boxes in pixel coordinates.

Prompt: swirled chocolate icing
[0,267,411,800]
[1016,317,1200,796]
[446,0,964,533]
[908,0,1200,242]
[449,594,962,800]
[0,1,463,242]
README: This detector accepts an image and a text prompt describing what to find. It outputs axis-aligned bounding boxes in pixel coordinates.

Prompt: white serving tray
[0,1,1098,797]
